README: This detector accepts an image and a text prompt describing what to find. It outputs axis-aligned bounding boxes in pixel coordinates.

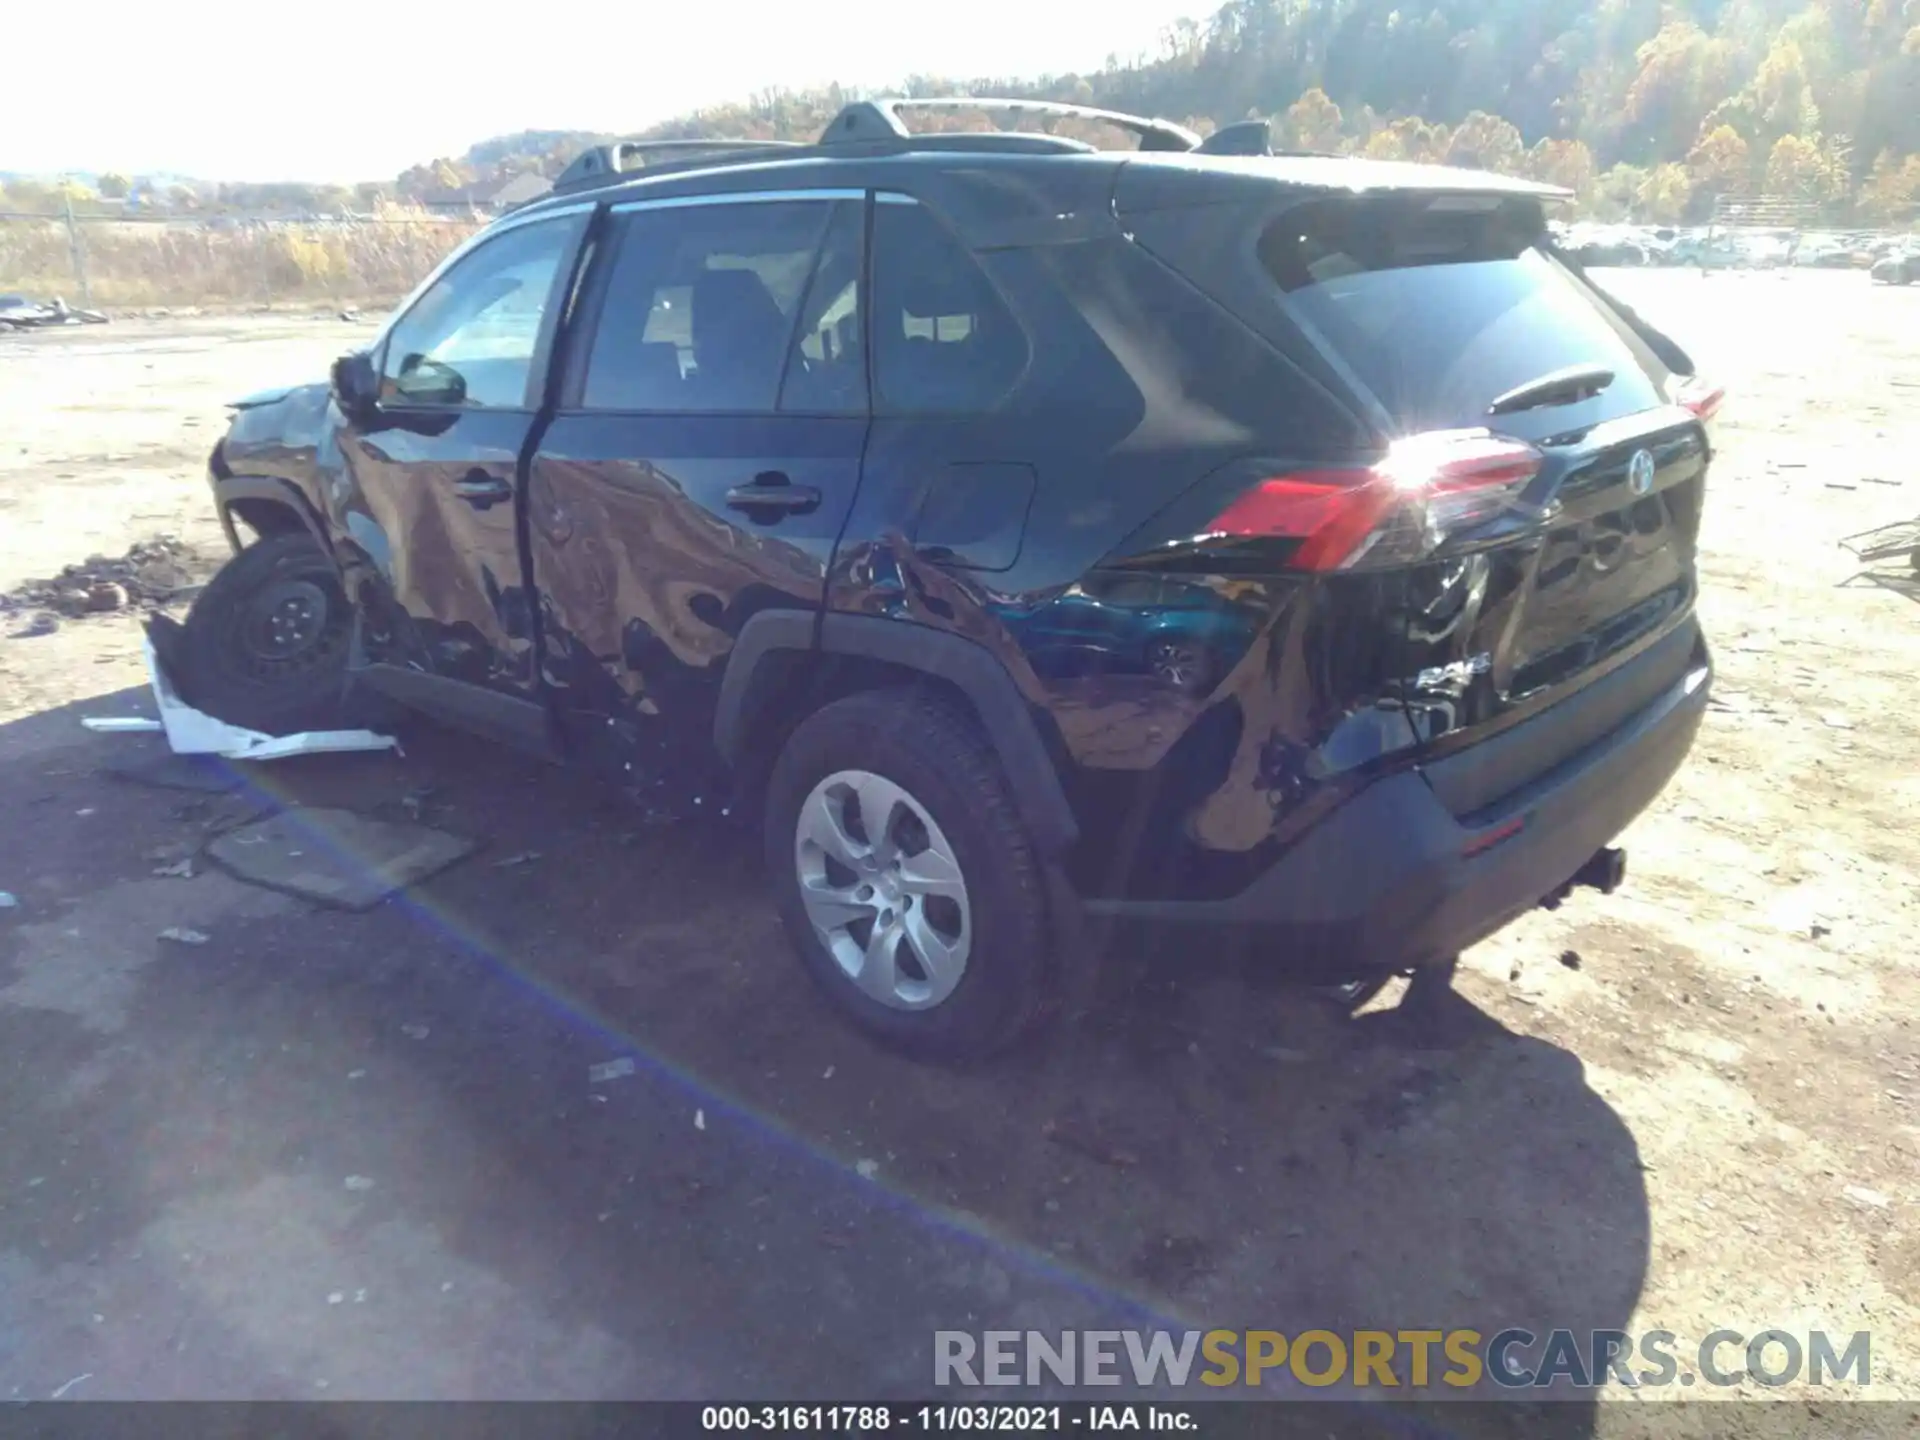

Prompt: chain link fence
[0,206,484,312]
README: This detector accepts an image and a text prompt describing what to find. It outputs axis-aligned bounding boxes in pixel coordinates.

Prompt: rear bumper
[1085,637,1711,979]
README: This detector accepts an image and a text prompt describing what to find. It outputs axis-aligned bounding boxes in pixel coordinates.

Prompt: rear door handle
[725,472,821,518]
[452,470,514,509]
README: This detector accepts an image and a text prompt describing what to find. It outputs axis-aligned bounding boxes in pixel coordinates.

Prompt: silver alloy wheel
[794,769,972,1011]
[1148,639,1205,691]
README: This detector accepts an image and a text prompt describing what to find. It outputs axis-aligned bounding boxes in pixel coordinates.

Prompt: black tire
[763,688,1053,1061]
[174,532,355,736]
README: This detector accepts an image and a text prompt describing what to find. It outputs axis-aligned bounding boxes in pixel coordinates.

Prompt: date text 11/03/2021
[701,1406,1190,1431]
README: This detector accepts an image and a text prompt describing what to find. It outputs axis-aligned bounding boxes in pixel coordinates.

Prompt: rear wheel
[1146,637,1213,693]
[174,532,354,735]
[764,689,1053,1060]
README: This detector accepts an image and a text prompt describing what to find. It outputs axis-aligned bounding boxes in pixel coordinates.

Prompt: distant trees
[1861,151,1920,221]
[1687,125,1753,197]
[13,0,1919,226]
[541,0,1915,224]
[1282,88,1343,152]
[1528,139,1598,200]
[1765,133,1840,200]
[1444,112,1526,174]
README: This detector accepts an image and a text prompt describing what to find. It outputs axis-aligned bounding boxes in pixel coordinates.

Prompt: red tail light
[1670,375,1724,422]
[1206,429,1545,572]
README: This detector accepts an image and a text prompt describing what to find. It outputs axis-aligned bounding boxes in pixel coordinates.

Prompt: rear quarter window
[1258,195,1671,440]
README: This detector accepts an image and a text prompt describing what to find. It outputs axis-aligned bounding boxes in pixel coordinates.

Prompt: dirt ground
[2,275,1917,1424]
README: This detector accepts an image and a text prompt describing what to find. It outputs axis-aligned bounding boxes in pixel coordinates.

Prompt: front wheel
[174,531,355,735]
[763,689,1054,1061]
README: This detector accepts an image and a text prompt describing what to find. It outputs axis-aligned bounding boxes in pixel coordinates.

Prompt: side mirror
[330,351,379,419]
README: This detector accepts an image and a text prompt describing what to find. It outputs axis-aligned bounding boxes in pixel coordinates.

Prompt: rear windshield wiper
[1486,363,1616,416]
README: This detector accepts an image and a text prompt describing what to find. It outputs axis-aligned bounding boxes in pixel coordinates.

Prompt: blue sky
[5,1,1212,181]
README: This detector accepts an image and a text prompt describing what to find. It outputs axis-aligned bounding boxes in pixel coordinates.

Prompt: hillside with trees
[7,1,1916,224]
[432,0,1920,226]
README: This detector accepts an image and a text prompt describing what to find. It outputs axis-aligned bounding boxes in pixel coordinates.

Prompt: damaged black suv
[183,99,1717,1059]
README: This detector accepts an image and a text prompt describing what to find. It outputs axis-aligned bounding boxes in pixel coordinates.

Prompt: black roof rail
[819,97,1202,153]
[543,96,1255,205]
[551,138,803,194]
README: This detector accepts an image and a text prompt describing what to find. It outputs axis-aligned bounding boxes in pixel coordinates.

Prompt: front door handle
[452,470,514,509]
[725,471,821,518]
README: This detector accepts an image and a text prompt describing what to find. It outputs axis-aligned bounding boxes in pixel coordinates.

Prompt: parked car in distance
[179,98,1718,1059]
[1871,248,1919,285]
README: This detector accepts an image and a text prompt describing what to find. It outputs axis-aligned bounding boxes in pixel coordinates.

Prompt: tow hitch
[1539,846,1628,911]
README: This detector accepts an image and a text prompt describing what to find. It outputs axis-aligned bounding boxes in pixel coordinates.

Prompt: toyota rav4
[178,99,1718,1059]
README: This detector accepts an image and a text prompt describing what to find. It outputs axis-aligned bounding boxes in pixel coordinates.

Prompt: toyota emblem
[1628,449,1656,496]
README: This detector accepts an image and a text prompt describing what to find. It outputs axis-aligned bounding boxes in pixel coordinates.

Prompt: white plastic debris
[855,1159,880,1181]
[694,1108,707,1131]
[0,892,17,909]
[86,636,399,762]
[588,1057,636,1084]
[157,927,210,946]
[343,1175,375,1192]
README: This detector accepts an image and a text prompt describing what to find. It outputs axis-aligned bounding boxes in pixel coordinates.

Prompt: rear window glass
[1258,196,1669,437]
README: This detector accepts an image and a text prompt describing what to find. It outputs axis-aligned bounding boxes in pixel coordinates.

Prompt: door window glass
[381,217,575,409]
[778,201,865,414]
[871,199,1026,413]
[583,200,842,413]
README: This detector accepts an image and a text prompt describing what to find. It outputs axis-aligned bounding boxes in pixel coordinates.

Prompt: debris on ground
[855,1158,880,1180]
[343,1175,375,1192]
[588,1058,636,1084]
[0,295,108,330]
[83,717,164,734]
[0,537,207,619]
[492,850,542,868]
[205,807,480,911]
[1560,949,1583,970]
[1844,1185,1890,1210]
[157,927,210,946]
[401,1023,430,1041]
[125,632,398,763]
[0,891,18,909]
[694,1109,706,1131]
[151,858,195,879]
[1042,1118,1140,1170]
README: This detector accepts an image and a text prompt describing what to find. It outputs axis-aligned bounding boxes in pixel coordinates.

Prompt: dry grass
[0,211,482,308]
